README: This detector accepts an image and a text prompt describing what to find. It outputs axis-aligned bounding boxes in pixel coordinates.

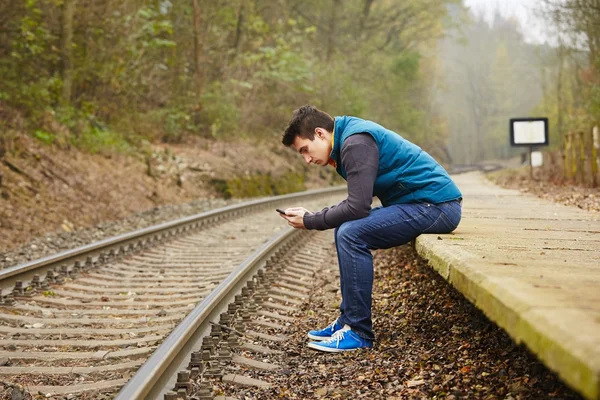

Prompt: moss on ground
[211,171,307,199]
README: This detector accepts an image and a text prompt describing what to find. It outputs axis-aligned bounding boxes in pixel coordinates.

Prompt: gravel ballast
[0,189,587,399]
[0,198,242,270]
[213,244,583,399]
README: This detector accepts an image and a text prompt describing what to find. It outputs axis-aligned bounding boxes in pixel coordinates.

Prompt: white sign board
[531,151,543,167]
[510,118,549,146]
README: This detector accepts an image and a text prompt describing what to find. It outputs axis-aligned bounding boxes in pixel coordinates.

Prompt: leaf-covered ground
[487,167,600,213]
[221,244,582,399]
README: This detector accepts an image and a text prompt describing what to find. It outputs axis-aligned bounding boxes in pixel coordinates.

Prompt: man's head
[282,105,334,166]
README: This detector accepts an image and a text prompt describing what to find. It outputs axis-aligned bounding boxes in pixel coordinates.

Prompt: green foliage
[588,57,600,120]
[164,110,191,142]
[201,82,239,138]
[0,0,60,117]
[137,7,176,49]
[16,2,54,57]
[391,52,421,82]
[590,85,600,119]
[34,130,55,145]
[212,171,306,198]
[318,62,367,118]
[227,174,273,198]
[271,172,306,196]
[226,17,317,135]
[535,1,600,147]
[337,83,367,118]
[199,82,240,138]
[11,75,62,117]
[0,0,458,158]
[147,107,196,143]
[209,179,231,199]
[74,126,132,154]
[54,106,79,131]
[250,38,314,90]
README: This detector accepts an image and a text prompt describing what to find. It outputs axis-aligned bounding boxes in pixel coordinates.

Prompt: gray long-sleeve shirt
[304,133,379,230]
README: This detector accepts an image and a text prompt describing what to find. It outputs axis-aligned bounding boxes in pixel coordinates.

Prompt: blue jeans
[334,199,462,341]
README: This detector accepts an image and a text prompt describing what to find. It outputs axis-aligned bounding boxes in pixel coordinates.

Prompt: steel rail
[115,225,300,400]
[0,186,344,294]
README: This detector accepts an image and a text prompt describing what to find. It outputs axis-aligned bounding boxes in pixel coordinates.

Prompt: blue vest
[331,116,462,206]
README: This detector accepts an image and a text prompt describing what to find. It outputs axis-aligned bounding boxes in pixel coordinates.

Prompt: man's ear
[315,128,326,139]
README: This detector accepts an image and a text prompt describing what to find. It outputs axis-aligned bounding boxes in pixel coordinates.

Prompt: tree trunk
[359,0,374,35]
[60,0,76,106]
[192,0,204,118]
[557,44,564,145]
[232,0,246,52]
[325,0,340,62]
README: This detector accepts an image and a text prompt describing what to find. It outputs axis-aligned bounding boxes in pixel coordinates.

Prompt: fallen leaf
[406,379,425,387]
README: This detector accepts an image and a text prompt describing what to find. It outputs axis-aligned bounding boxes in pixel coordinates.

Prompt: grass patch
[211,171,306,199]
[73,126,133,155]
[33,130,55,145]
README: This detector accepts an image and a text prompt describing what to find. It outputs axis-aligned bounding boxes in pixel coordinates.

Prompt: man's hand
[280,207,310,229]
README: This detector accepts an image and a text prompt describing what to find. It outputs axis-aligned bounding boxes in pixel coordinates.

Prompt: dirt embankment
[0,134,333,253]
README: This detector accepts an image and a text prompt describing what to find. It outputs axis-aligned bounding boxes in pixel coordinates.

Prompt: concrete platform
[415,171,600,400]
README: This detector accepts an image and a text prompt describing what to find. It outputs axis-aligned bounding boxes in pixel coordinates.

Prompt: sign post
[510,118,549,180]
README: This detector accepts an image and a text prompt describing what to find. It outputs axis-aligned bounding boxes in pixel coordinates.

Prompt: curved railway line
[0,165,507,399]
[0,187,346,399]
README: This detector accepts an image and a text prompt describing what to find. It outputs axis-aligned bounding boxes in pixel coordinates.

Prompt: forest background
[1,0,599,168]
[0,0,599,248]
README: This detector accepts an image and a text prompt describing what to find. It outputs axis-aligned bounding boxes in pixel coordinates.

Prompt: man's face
[291,129,331,166]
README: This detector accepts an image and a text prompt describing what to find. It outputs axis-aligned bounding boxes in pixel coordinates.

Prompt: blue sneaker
[307,325,373,352]
[307,318,343,341]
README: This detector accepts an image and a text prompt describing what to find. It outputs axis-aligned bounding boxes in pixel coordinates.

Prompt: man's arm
[303,133,379,230]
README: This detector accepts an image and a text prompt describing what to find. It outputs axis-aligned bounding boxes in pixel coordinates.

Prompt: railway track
[0,188,345,399]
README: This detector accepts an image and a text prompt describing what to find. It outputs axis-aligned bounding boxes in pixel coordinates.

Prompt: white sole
[307,342,350,352]
[307,333,332,341]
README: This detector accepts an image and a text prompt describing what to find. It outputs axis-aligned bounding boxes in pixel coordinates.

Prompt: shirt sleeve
[303,133,379,230]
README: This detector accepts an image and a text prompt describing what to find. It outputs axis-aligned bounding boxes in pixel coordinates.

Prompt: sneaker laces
[323,325,351,346]
[325,319,339,331]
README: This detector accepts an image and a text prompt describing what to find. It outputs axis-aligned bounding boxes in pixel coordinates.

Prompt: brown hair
[282,105,334,146]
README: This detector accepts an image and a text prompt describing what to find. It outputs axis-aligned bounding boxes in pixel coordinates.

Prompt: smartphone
[276,208,288,216]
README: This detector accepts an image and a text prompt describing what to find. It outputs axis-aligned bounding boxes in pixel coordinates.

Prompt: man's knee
[336,220,362,244]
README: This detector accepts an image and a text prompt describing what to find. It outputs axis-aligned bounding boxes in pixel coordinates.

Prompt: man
[280,105,462,352]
